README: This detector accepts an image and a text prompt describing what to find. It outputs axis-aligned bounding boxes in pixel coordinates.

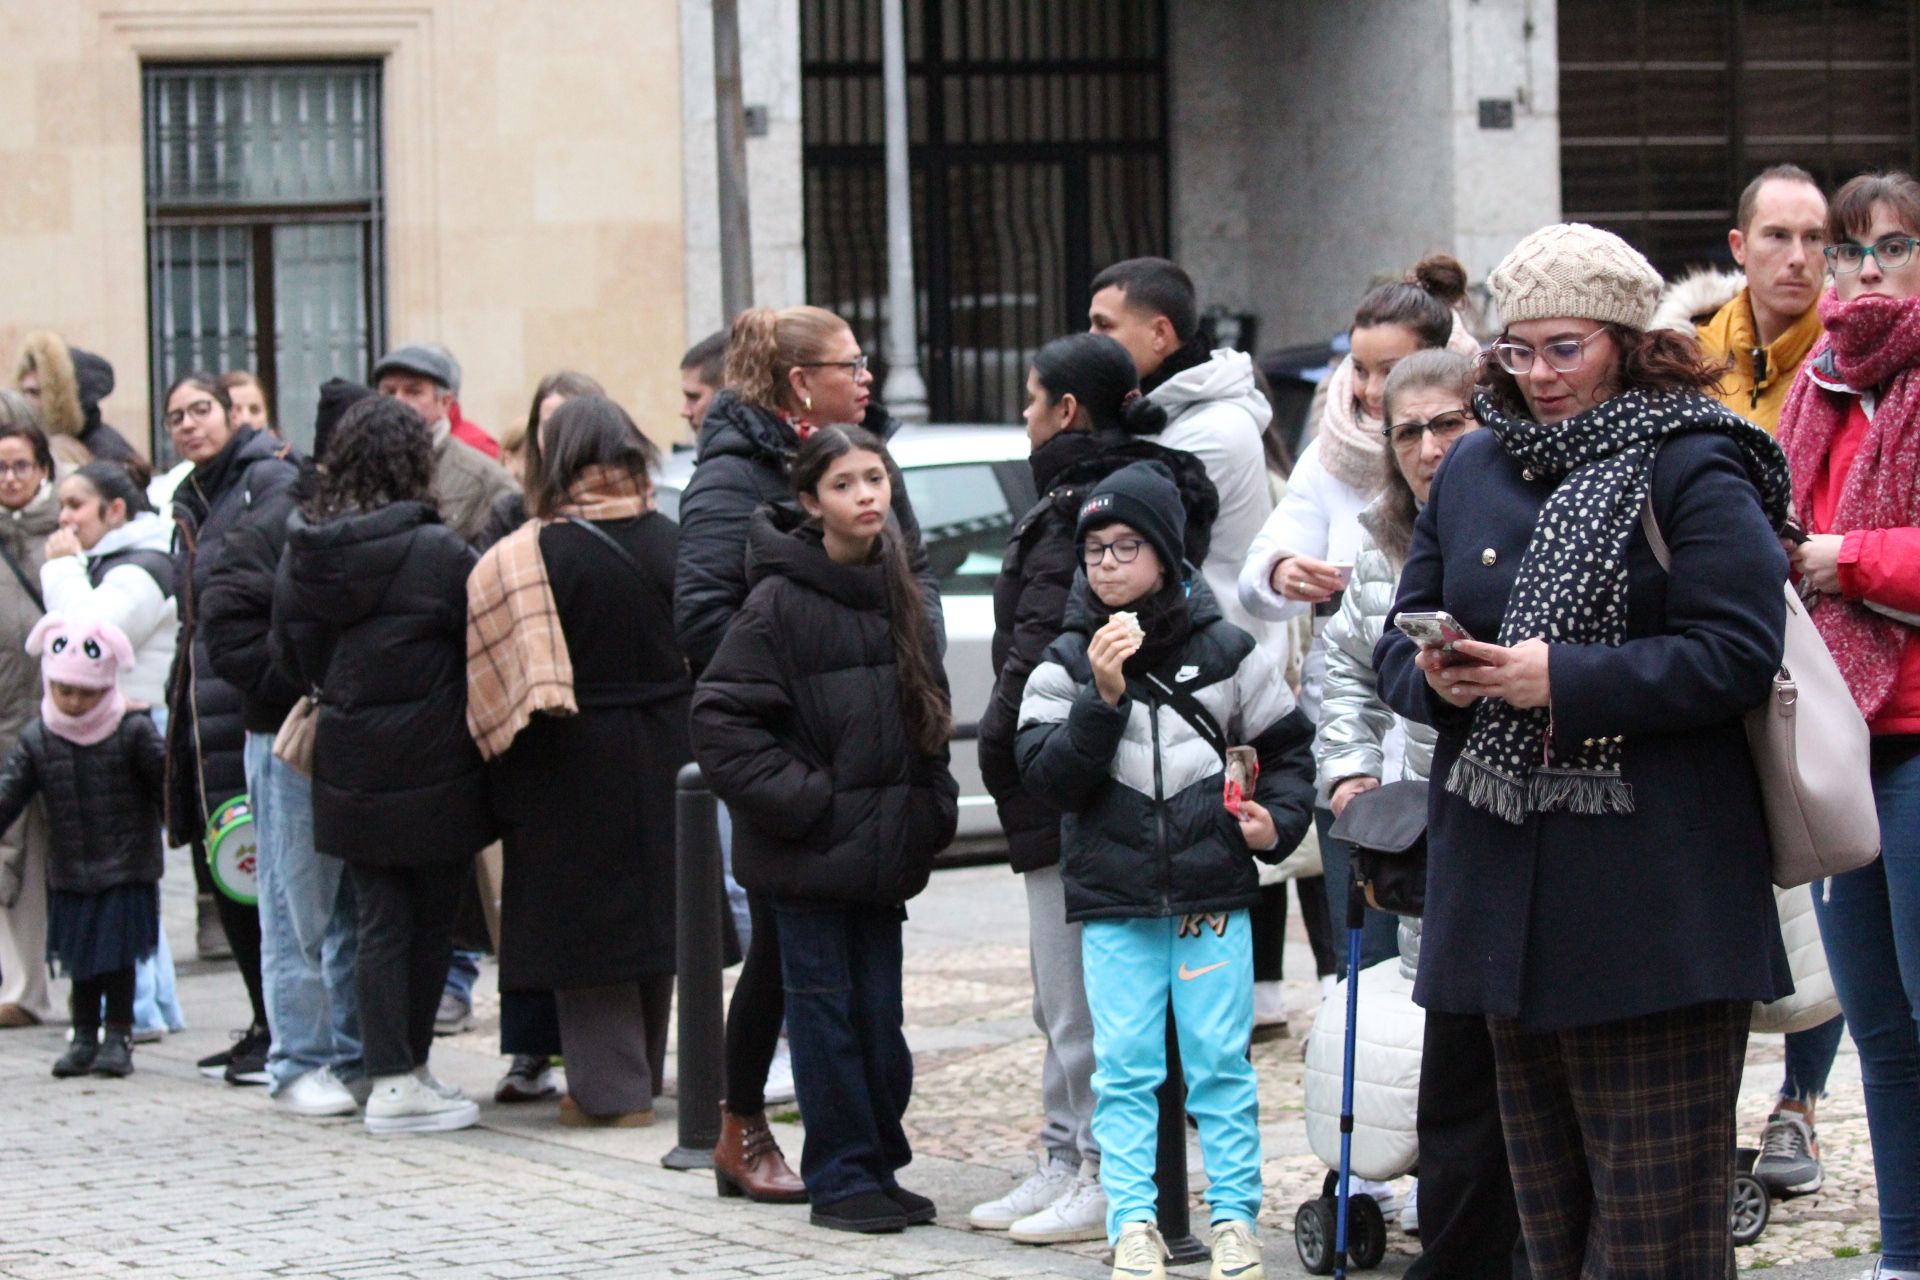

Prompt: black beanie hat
[313,378,375,462]
[1076,460,1186,577]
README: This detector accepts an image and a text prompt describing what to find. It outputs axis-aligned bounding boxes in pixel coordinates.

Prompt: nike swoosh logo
[1177,960,1230,981]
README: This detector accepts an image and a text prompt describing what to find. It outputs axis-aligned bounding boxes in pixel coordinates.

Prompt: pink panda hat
[27,613,134,746]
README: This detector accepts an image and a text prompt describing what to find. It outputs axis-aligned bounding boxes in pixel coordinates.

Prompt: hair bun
[1409,254,1468,307]
[1119,391,1168,437]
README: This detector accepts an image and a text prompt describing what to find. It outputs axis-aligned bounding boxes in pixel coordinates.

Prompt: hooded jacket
[691,504,959,906]
[0,712,165,901]
[12,334,135,463]
[1141,344,1276,640]
[271,500,494,866]
[39,513,177,707]
[200,477,310,734]
[980,428,1220,873]
[166,426,300,844]
[1654,268,1823,434]
[1015,573,1316,922]
[673,390,945,674]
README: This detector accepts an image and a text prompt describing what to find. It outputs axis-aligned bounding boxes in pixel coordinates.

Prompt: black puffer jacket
[71,348,137,464]
[0,712,165,898]
[980,429,1221,873]
[200,474,310,734]
[271,501,494,867]
[691,504,959,905]
[166,426,300,844]
[672,391,944,673]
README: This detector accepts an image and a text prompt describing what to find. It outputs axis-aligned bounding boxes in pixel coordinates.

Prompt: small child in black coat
[0,614,166,1078]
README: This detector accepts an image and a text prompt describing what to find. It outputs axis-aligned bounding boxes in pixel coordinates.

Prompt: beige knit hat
[1489,223,1663,331]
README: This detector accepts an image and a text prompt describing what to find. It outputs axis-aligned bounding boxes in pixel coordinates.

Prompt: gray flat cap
[371,344,455,390]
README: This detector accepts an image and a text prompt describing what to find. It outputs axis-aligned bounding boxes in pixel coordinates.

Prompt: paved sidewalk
[0,857,1883,1278]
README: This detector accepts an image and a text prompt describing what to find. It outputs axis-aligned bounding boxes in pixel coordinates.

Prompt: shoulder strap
[558,516,648,585]
[0,538,44,614]
[1137,668,1228,762]
[1640,496,1671,572]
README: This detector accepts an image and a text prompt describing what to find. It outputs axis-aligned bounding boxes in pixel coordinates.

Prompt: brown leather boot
[713,1105,807,1203]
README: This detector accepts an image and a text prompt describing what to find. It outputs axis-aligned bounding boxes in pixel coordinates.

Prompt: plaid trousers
[1488,1001,1749,1280]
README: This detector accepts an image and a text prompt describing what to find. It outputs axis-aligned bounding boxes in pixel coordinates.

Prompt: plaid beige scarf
[466,466,650,760]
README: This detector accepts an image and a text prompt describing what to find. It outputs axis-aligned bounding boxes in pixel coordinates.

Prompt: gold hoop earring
[803,394,813,412]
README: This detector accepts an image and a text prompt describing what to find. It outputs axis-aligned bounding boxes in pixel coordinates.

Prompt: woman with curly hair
[270,396,494,1134]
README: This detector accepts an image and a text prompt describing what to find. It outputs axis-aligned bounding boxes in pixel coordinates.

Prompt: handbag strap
[559,516,648,585]
[0,538,44,614]
[1640,496,1672,572]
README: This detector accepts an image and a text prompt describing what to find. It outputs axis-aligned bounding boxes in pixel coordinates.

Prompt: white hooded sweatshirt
[1145,348,1276,642]
[39,512,178,707]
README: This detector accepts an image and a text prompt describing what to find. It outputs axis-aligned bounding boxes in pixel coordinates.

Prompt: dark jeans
[1314,808,1399,978]
[1782,1014,1846,1104]
[70,968,135,1032]
[1407,1011,1530,1280]
[724,889,785,1116]
[349,860,465,1079]
[775,900,913,1207]
[501,988,563,1058]
[196,837,268,1031]
[1251,876,1336,982]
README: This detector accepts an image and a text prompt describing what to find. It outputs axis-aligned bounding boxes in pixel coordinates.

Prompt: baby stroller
[1296,782,1427,1275]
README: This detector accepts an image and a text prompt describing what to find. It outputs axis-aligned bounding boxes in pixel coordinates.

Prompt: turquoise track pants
[1082,910,1262,1242]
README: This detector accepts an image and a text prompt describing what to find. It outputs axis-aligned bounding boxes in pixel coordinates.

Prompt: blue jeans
[443,950,481,1004]
[1813,738,1920,1269]
[1082,911,1262,1242]
[1781,1015,1845,1104]
[132,707,184,1036]
[718,801,752,953]
[774,901,912,1207]
[246,734,361,1090]
[1316,807,1399,978]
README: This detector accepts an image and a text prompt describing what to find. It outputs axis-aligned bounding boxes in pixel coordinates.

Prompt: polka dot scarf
[1451,388,1793,824]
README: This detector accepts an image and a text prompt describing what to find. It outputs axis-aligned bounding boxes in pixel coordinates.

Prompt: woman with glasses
[673,304,943,1202]
[1375,223,1793,1279]
[1776,171,1920,1280]
[0,393,59,1030]
[162,372,299,1085]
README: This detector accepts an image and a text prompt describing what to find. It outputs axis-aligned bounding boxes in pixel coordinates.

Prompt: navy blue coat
[1375,426,1792,1031]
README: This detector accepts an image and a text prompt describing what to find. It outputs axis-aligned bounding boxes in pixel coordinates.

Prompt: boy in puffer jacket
[1016,461,1315,1280]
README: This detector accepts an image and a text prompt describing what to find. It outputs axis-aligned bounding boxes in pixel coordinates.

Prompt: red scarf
[1778,289,1920,719]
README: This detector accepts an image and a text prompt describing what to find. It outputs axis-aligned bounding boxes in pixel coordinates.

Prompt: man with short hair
[1087,257,1274,638]
[418,343,501,460]
[680,329,727,436]
[371,345,515,545]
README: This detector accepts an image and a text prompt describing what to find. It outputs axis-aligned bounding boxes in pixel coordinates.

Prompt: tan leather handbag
[273,694,319,776]
[1642,500,1880,888]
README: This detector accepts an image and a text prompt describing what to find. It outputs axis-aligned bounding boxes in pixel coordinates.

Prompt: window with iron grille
[802,0,1168,424]
[143,62,385,459]
[1560,0,1920,279]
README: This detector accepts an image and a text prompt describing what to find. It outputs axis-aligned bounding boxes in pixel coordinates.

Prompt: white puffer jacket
[1754,883,1841,1034]
[1305,960,1423,1181]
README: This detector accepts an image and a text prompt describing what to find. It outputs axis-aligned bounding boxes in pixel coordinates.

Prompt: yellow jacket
[1696,288,1822,434]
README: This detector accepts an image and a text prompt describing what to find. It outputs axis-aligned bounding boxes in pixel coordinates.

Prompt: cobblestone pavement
[0,859,1882,1278]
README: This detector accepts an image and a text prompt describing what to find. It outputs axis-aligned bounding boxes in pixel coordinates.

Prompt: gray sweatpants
[1025,865,1099,1172]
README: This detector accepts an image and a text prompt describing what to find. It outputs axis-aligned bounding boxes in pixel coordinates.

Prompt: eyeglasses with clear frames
[1384,410,1473,450]
[0,461,43,479]
[1489,328,1610,376]
[797,354,870,376]
[1824,235,1920,275]
[1082,537,1146,566]
[165,398,218,429]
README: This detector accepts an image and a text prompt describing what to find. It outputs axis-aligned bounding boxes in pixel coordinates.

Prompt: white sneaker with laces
[272,1066,358,1117]
[1111,1220,1167,1280]
[1209,1219,1264,1280]
[412,1064,464,1102]
[364,1072,479,1134]
[763,1039,797,1107]
[1008,1172,1107,1243]
[968,1155,1078,1230]
[1400,1177,1420,1234]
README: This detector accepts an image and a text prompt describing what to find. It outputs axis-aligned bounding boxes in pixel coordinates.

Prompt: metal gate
[802,0,1169,424]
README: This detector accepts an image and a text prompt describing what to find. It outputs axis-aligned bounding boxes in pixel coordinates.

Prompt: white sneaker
[1253,980,1287,1025]
[1400,1177,1420,1234]
[1319,974,1338,1003]
[272,1066,358,1117]
[412,1064,463,1101]
[763,1039,797,1106]
[1352,1176,1396,1208]
[363,1072,480,1134]
[1209,1219,1263,1280]
[1008,1173,1106,1243]
[1111,1220,1167,1280]
[969,1155,1077,1230]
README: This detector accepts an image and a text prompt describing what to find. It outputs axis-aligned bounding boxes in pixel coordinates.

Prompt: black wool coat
[166,427,300,845]
[270,501,494,867]
[1375,426,1793,1031]
[0,712,166,895]
[691,505,959,906]
[489,515,692,992]
[980,428,1221,873]
[672,391,944,674]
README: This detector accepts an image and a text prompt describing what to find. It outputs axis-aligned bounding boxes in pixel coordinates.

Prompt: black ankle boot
[884,1185,936,1225]
[92,1027,134,1078]
[52,1029,99,1078]
[810,1191,908,1234]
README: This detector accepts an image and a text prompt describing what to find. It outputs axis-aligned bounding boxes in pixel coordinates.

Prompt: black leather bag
[1328,779,1428,917]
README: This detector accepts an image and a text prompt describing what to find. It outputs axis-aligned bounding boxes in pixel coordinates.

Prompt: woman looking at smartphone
[1375,223,1792,1280]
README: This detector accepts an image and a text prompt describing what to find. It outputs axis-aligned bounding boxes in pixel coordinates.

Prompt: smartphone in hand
[1395,610,1485,666]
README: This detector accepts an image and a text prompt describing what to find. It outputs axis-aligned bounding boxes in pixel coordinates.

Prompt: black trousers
[1407,1010,1530,1280]
[70,968,135,1032]
[350,860,466,1079]
[723,889,786,1116]
[501,988,562,1057]
[1251,876,1337,982]
[195,837,268,1031]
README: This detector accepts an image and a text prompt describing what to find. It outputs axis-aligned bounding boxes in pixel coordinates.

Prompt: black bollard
[1155,998,1210,1264]
[663,763,727,1170]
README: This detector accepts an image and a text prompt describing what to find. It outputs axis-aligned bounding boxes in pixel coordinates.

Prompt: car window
[901,463,1016,597]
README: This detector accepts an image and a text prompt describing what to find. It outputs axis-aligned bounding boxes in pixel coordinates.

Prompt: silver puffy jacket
[1315,523,1435,979]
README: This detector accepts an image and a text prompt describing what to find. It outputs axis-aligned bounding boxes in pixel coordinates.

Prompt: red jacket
[1814,399,1920,736]
[447,400,501,460]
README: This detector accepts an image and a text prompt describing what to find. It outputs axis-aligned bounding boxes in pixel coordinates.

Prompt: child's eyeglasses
[1082,537,1146,566]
